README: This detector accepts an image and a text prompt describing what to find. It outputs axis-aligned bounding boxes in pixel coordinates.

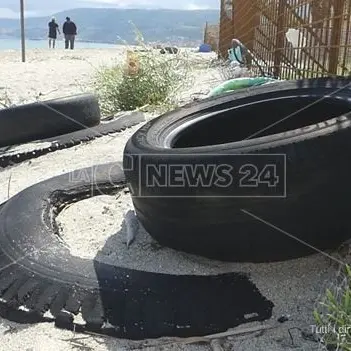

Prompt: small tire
[0,93,101,147]
[123,77,351,262]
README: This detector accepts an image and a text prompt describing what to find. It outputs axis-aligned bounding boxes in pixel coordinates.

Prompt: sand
[0,47,220,107]
[0,48,124,105]
[0,47,346,351]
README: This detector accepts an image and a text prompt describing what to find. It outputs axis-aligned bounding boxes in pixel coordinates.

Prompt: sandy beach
[0,47,346,351]
[0,47,127,106]
[0,47,222,106]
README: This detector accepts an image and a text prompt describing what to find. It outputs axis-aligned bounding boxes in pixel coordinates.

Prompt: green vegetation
[93,29,191,114]
[314,264,351,350]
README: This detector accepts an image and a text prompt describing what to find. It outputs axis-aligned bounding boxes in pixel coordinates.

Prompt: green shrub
[314,264,351,350]
[93,27,190,115]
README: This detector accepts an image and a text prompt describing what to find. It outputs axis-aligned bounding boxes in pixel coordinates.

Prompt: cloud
[85,0,156,8]
[0,0,218,18]
[80,0,142,3]
[185,3,213,10]
[0,7,39,18]
[78,0,162,7]
[78,0,217,9]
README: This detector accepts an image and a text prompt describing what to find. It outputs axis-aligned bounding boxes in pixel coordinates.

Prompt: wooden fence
[219,0,351,78]
[204,22,220,52]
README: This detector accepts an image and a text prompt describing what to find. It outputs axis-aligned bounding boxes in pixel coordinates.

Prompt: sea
[0,38,117,50]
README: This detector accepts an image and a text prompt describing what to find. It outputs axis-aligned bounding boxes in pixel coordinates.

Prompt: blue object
[228,47,243,63]
[199,43,212,53]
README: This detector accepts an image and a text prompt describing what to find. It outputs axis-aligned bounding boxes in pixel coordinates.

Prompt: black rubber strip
[0,112,145,169]
[0,163,274,339]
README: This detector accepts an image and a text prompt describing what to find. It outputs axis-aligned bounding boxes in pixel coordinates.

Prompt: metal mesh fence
[219,0,351,78]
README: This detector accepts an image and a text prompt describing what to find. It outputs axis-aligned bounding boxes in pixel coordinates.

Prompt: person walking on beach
[63,17,77,50]
[48,17,60,49]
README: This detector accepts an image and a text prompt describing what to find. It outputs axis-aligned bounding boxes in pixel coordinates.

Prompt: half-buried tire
[0,93,101,147]
[123,77,351,262]
[0,111,146,169]
[0,163,273,339]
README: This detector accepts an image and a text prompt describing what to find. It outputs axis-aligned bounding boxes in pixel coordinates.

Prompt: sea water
[0,38,116,50]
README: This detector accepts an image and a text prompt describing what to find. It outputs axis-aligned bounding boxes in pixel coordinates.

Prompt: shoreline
[0,38,119,51]
[0,38,199,52]
[0,37,117,44]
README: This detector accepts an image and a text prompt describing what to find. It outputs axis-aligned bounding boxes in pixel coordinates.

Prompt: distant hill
[0,8,219,46]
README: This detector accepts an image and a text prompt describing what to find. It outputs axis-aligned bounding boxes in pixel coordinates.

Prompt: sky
[0,0,219,18]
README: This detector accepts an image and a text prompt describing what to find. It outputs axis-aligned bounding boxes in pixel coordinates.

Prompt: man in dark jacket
[63,17,77,50]
[48,17,60,48]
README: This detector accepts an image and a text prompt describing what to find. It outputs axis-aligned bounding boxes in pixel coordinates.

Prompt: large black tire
[0,112,146,169]
[123,77,351,262]
[0,93,101,147]
[0,163,273,339]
